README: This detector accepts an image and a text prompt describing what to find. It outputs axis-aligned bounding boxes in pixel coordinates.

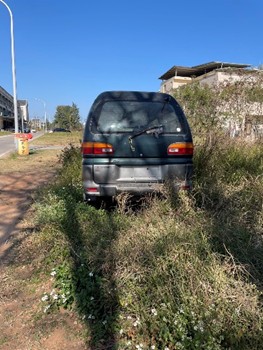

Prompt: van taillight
[82,142,114,155]
[167,142,194,155]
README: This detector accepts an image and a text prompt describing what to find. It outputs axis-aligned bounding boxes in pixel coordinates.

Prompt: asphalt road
[0,132,43,158]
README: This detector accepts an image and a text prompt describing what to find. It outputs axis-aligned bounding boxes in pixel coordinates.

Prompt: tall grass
[33,139,263,349]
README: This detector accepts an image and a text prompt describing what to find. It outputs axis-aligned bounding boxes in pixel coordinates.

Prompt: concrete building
[18,100,29,129]
[0,85,14,130]
[159,61,263,139]
[0,85,29,130]
[30,118,42,130]
[159,61,251,93]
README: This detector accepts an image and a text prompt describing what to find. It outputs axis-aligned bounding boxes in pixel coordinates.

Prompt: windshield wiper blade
[129,125,164,140]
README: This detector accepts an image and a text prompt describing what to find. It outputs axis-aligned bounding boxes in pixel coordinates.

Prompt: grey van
[82,91,193,202]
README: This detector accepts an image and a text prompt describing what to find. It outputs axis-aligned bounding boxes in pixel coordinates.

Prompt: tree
[53,103,82,130]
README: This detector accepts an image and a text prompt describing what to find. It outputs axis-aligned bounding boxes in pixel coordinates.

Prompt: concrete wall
[160,76,192,93]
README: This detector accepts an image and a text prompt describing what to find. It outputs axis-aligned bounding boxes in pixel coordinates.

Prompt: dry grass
[0,149,61,174]
[30,131,83,147]
[0,131,83,174]
[0,131,12,136]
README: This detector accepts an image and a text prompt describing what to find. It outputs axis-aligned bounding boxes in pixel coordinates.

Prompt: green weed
[33,139,263,349]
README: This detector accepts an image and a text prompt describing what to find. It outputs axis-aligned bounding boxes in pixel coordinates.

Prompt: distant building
[0,86,14,130]
[30,118,42,130]
[18,100,29,128]
[0,85,29,130]
[159,61,263,139]
[159,61,251,93]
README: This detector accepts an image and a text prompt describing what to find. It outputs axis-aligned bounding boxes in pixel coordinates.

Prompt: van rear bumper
[82,163,193,200]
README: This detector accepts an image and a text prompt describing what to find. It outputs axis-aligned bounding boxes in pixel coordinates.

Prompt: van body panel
[82,91,193,201]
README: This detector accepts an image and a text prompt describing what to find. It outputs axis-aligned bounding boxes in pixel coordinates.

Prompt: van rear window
[92,101,184,133]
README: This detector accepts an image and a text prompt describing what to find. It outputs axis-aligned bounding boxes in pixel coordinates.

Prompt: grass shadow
[60,187,121,349]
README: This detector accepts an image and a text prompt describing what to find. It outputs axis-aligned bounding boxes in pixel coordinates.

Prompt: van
[82,91,193,202]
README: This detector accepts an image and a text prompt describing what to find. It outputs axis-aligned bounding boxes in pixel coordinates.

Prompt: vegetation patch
[30,139,263,349]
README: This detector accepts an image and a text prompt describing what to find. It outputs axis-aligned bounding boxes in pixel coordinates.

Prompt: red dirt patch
[0,160,88,349]
[0,170,56,257]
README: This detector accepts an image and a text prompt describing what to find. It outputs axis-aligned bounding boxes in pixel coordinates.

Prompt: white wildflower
[50,270,56,277]
[43,305,51,313]
[89,272,93,277]
[135,344,143,350]
[133,320,141,327]
[52,294,59,300]
[41,294,49,302]
[151,308,157,316]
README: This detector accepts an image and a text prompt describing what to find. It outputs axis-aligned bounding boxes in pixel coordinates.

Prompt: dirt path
[0,170,55,258]
[0,151,87,350]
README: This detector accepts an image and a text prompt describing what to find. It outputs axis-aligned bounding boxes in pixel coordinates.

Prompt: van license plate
[134,166,161,179]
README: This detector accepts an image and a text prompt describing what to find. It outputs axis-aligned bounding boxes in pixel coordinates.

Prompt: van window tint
[94,101,183,133]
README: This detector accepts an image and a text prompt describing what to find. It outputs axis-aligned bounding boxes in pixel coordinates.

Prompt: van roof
[93,91,171,103]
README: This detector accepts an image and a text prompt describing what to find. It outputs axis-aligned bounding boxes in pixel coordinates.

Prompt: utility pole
[0,0,19,145]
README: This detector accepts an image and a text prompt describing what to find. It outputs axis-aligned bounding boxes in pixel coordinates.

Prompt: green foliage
[53,103,82,130]
[173,83,220,134]
[246,86,263,103]
[173,73,263,141]
[34,139,263,349]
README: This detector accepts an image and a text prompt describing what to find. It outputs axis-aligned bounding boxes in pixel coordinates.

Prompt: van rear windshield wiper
[129,125,164,140]
[128,125,163,152]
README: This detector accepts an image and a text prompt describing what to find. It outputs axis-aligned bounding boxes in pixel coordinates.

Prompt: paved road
[0,132,43,158]
[0,134,16,158]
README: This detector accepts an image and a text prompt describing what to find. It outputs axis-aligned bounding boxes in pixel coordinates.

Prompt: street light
[0,0,19,139]
[35,98,47,132]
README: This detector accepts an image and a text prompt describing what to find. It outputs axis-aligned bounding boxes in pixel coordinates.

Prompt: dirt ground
[0,151,88,350]
[0,171,54,256]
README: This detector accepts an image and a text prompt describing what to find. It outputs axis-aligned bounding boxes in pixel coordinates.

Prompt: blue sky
[0,0,262,123]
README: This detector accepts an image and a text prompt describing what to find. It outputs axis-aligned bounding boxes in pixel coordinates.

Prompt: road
[0,132,43,158]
